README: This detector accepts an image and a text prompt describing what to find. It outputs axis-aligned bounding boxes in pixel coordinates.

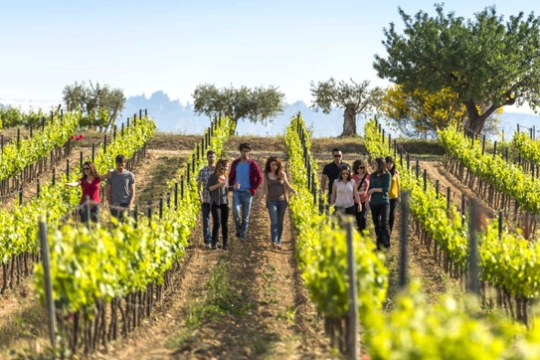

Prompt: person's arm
[253,161,263,190]
[257,176,267,204]
[228,160,237,187]
[370,172,391,195]
[321,174,328,194]
[197,181,204,202]
[129,183,135,207]
[65,180,81,187]
[396,174,401,196]
[282,173,296,194]
[98,171,112,181]
[106,183,112,205]
[353,181,361,205]
[330,182,337,205]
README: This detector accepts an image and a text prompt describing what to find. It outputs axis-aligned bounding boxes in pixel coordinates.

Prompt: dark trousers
[370,203,391,249]
[111,203,129,221]
[389,198,399,234]
[211,203,229,246]
[336,205,356,216]
[201,203,212,244]
[80,205,100,223]
[355,202,368,232]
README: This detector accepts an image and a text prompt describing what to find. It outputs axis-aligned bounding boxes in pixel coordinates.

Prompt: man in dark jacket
[228,143,262,241]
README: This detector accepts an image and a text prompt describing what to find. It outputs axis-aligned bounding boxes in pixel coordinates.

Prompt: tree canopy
[63,81,125,130]
[192,84,284,129]
[373,4,540,134]
[310,78,382,137]
[381,85,467,137]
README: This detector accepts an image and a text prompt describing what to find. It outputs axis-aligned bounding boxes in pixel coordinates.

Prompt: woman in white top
[331,167,361,215]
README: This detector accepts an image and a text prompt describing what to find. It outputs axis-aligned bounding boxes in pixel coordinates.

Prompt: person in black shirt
[321,148,349,201]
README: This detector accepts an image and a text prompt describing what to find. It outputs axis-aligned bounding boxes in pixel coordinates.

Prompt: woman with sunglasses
[368,157,392,249]
[352,159,370,232]
[331,167,361,216]
[66,161,111,223]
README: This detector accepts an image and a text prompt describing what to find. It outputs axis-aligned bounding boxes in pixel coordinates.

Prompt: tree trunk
[340,104,357,137]
[464,101,499,135]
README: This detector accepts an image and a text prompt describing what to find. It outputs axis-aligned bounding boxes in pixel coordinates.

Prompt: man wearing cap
[228,142,262,242]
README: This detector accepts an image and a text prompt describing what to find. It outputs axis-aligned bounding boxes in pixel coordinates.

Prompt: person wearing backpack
[352,159,371,232]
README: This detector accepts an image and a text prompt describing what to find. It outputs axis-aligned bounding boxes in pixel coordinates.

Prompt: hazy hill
[122,91,540,138]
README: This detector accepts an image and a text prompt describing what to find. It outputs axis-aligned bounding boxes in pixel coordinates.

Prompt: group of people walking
[322,148,400,250]
[66,145,397,251]
[197,143,296,250]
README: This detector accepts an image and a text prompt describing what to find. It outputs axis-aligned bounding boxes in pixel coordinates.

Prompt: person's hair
[81,161,99,181]
[385,156,398,176]
[332,148,341,154]
[215,159,229,178]
[338,167,352,182]
[374,157,388,177]
[264,157,283,177]
[115,154,127,164]
[239,143,251,151]
[352,159,367,175]
[206,150,216,156]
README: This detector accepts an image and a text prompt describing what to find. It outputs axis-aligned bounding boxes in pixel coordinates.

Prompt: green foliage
[310,78,382,115]
[285,115,388,319]
[364,119,540,359]
[0,106,50,129]
[439,126,540,213]
[310,78,383,136]
[511,132,540,165]
[63,81,125,129]
[35,117,233,315]
[0,112,80,182]
[192,84,284,126]
[374,4,540,133]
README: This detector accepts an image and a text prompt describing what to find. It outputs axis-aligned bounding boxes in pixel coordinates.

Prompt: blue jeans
[201,203,212,244]
[267,200,287,245]
[233,191,253,239]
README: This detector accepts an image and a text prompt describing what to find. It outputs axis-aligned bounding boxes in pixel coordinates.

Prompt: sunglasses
[359,166,365,169]
[83,167,90,170]
[334,154,342,158]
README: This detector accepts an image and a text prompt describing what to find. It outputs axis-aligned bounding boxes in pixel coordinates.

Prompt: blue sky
[0,0,539,112]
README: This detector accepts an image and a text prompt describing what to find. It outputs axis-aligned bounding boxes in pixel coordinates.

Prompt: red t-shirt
[80,177,101,204]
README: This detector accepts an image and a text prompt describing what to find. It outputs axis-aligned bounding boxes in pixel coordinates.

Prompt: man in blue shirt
[228,143,263,241]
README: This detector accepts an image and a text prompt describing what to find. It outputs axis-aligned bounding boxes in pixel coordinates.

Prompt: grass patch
[167,257,246,349]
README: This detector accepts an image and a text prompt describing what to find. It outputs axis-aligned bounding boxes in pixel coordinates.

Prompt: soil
[94,142,333,359]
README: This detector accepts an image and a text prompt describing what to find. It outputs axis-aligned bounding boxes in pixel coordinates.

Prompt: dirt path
[102,145,332,359]
[132,149,186,208]
[420,160,496,218]
[0,143,184,358]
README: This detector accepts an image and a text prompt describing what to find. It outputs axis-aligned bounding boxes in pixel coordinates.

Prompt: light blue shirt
[235,161,251,191]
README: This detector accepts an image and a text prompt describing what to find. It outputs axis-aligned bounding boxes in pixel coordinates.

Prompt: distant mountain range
[100,90,538,138]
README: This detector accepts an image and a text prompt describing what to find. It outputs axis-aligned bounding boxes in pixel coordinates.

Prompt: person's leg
[359,202,368,232]
[90,206,100,223]
[221,205,229,248]
[232,192,242,238]
[389,199,398,234]
[276,201,287,246]
[354,203,363,232]
[211,204,220,248]
[267,201,279,244]
[202,203,212,245]
[345,205,356,216]
[381,203,391,248]
[370,204,383,249]
[79,207,89,223]
[239,192,253,240]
